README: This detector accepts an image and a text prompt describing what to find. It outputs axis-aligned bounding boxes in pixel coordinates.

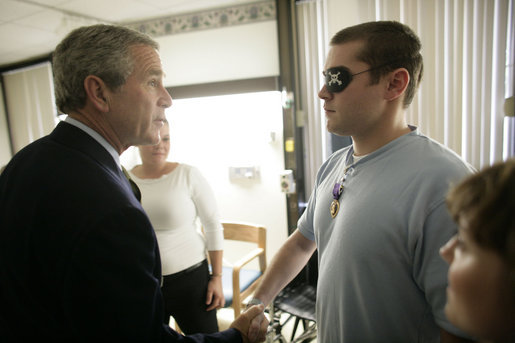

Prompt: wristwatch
[246,297,264,308]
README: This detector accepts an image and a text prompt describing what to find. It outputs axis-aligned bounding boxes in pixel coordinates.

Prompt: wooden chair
[219,222,267,318]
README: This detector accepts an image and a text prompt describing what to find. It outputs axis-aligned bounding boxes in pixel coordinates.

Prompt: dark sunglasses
[323,61,398,93]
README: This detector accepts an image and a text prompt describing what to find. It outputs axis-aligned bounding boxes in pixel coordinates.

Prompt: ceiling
[0,0,260,69]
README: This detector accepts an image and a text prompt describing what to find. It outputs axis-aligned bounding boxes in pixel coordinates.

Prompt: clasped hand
[230,304,268,343]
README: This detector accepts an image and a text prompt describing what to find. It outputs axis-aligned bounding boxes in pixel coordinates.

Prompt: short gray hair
[52,24,159,114]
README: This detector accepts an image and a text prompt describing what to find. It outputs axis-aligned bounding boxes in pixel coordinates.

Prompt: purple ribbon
[333,182,343,200]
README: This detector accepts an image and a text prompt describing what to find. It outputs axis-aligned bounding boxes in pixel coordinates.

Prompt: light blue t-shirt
[298,127,474,342]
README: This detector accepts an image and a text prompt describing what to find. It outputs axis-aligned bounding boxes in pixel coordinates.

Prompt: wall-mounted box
[229,166,260,181]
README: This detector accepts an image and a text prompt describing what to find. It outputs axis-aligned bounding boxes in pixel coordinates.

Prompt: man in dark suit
[0,24,267,342]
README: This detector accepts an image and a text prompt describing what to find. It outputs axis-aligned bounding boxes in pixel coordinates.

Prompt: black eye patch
[324,66,353,93]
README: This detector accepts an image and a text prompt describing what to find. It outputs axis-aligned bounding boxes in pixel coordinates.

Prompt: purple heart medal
[330,174,346,218]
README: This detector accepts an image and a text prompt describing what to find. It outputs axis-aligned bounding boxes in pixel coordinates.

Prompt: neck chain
[330,166,352,218]
[330,150,360,219]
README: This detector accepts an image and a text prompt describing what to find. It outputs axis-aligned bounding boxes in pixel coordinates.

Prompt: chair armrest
[232,248,264,273]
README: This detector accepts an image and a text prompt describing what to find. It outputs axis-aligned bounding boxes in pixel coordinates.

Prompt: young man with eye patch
[248,21,475,342]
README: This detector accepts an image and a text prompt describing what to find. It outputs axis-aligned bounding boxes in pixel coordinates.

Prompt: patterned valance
[125,0,276,37]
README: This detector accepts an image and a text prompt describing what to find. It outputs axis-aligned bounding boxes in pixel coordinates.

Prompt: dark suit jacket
[0,122,242,342]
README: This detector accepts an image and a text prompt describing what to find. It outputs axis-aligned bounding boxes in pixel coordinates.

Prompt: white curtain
[366,0,514,170]
[2,62,56,154]
[295,0,328,197]
[0,80,12,167]
[382,0,513,170]
[298,0,513,193]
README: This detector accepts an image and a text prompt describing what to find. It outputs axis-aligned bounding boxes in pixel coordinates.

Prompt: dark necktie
[121,166,142,202]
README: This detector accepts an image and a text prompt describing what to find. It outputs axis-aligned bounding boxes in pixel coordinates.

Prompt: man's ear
[84,75,110,112]
[384,68,409,102]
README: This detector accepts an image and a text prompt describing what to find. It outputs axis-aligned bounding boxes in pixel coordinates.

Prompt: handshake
[229,304,269,343]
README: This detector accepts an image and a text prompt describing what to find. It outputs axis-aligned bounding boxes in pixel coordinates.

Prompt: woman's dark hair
[446,159,515,277]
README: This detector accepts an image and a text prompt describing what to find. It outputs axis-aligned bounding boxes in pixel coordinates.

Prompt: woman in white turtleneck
[129,120,224,334]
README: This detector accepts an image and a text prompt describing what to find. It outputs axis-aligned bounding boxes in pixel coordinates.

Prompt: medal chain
[330,166,352,218]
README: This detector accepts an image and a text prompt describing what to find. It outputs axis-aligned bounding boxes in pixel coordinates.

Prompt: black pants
[161,259,219,334]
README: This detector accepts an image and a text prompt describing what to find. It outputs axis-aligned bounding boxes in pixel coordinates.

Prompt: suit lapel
[49,121,137,202]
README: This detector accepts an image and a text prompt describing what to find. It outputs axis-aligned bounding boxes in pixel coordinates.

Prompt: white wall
[121,91,288,267]
[158,20,280,87]
[153,19,287,265]
[2,62,56,154]
[121,19,287,266]
[173,92,287,266]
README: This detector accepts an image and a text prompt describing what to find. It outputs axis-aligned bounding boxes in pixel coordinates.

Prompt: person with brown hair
[248,20,474,342]
[440,158,515,342]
